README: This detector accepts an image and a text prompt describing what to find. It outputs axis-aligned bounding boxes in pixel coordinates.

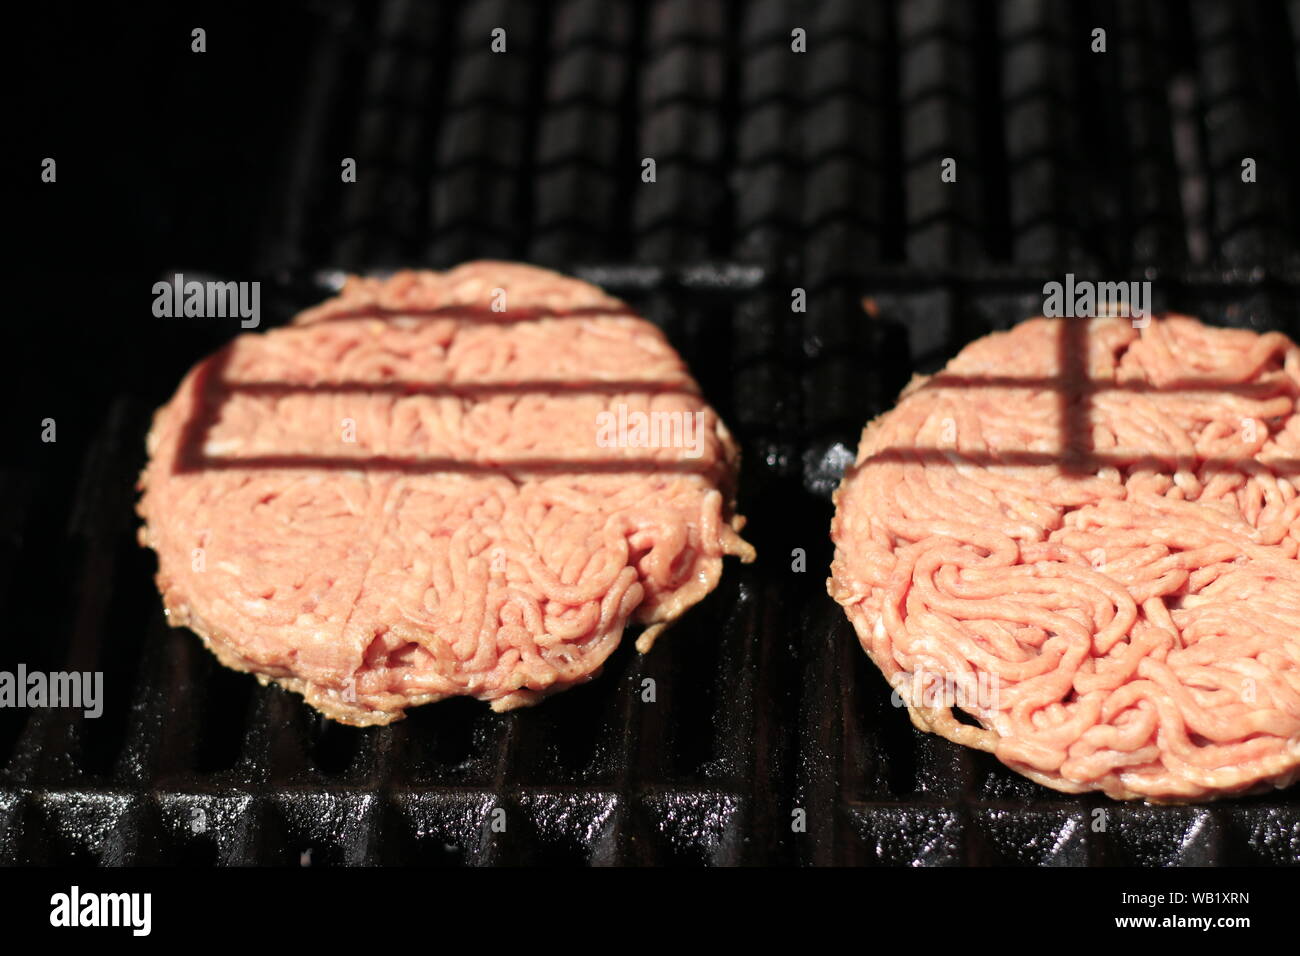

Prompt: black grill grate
[4,0,1300,866]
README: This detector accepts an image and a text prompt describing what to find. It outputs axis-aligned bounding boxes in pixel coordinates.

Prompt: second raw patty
[829,314,1300,801]
[137,262,754,725]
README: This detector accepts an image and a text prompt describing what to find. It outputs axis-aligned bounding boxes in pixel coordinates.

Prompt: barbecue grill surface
[5,0,1300,865]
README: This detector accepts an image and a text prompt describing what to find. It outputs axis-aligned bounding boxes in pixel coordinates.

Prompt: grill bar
[4,0,1300,866]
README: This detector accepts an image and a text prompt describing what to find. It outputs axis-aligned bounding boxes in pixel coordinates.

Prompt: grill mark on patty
[138,263,754,725]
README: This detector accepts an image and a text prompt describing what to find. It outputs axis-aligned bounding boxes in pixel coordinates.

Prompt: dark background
[3,0,1300,865]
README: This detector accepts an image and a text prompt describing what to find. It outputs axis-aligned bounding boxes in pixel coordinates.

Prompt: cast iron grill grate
[3,0,1300,865]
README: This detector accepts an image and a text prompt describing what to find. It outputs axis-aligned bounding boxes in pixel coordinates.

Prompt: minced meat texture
[830,314,1300,801]
[138,262,754,725]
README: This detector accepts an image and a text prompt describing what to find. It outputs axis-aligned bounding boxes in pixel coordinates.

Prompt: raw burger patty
[138,262,754,725]
[830,314,1300,801]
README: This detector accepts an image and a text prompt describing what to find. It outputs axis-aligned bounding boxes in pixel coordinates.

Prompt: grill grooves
[4,0,1300,866]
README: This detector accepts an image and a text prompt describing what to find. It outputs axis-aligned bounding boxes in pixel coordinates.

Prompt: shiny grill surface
[3,0,1299,865]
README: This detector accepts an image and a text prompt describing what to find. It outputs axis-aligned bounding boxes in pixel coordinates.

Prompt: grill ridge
[4,0,1300,866]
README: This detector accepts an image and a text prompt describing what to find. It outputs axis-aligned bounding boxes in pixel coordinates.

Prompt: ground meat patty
[138,262,754,725]
[829,314,1300,801]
